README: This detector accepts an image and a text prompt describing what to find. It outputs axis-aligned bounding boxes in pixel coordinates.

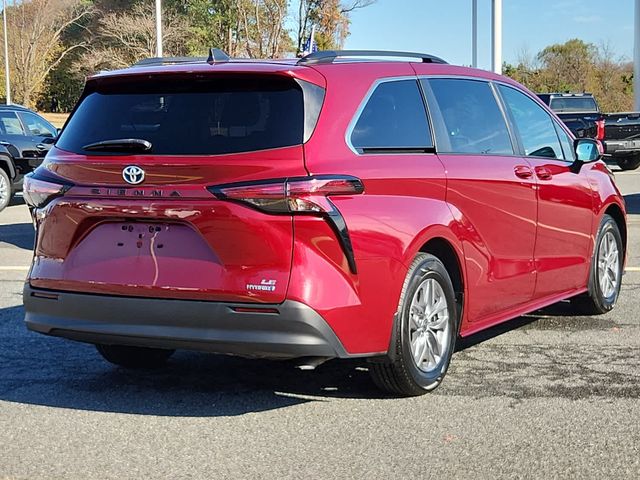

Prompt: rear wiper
[82,138,152,153]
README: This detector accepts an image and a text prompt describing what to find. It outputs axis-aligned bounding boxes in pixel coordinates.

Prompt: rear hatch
[29,68,324,303]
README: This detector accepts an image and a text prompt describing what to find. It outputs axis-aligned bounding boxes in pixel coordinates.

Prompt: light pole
[471,0,478,68]
[635,0,640,110]
[491,0,502,74]
[2,0,10,105]
[155,0,163,57]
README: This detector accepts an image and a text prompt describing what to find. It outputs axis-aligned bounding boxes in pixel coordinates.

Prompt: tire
[0,168,11,213]
[571,214,623,315]
[370,253,458,396]
[96,344,174,369]
[616,155,640,171]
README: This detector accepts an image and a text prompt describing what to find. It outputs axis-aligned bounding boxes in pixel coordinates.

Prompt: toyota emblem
[122,165,145,185]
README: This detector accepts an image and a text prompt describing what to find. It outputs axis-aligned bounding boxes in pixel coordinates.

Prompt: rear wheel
[616,155,640,171]
[571,214,623,314]
[370,253,458,396]
[96,344,174,369]
[0,168,11,213]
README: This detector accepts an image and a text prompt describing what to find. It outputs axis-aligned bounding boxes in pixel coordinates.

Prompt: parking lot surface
[0,169,639,479]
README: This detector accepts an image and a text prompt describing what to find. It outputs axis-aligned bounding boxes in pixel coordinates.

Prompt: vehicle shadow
[456,300,616,351]
[0,223,34,250]
[623,193,640,215]
[0,299,607,416]
[0,305,384,417]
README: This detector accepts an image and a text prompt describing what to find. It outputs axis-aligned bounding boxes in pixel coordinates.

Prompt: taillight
[22,174,70,208]
[595,118,605,141]
[209,175,364,273]
[209,175,364,214]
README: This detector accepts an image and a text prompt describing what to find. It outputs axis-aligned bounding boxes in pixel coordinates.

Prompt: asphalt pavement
[0,169,639,479]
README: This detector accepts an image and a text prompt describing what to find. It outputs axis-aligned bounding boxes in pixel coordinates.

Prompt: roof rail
[297,50,448,66]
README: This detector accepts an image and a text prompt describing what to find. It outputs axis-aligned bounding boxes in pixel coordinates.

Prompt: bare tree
[340,0,376,14]
[78,2,189,73]
[236,0,290,58]
[590,42,633,112]
[2,0,92,107]
[295,0,376,56]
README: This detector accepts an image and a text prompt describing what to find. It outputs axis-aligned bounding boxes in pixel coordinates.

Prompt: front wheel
[96,344,175,369]
[370,253,458,396]
[571,214,623,314]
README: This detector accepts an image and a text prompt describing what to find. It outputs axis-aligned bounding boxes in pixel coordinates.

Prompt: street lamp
[472,0,478,68]
[635,0,640,110]
[2,0,10,105]
[155,0,163,57]
[491,0,502,74]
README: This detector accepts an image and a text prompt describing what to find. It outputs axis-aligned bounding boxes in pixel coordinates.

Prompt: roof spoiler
[131,49,230,68]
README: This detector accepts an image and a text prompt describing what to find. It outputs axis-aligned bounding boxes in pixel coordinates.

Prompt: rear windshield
[549,96,598,113]
[57,76,304,155]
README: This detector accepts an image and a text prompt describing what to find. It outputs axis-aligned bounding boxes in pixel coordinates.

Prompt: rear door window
[350,79,432,152]
[498,85,563,159]
[56,76,305,155]
[425,78,514,155]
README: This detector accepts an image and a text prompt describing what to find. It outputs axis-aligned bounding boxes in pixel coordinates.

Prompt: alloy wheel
[597,230,620,299]
[408,278,451,373]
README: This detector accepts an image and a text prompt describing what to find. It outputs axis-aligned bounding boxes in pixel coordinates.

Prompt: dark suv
[0,104,57,212]
[23,50,626,396]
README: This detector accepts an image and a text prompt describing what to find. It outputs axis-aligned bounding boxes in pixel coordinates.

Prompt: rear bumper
[23,285,352,359]
[604,139,640,157]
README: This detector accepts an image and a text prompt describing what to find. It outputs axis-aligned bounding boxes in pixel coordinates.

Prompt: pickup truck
[537,93,640,170]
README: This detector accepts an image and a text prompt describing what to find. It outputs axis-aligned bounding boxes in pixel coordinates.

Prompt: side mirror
[574,138,602,162]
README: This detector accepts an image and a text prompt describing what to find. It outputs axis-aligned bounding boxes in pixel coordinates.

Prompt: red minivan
[22,50,626,396]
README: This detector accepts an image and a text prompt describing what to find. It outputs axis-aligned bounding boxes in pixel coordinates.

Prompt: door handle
[514,165,533,179]
[535,166,553,180]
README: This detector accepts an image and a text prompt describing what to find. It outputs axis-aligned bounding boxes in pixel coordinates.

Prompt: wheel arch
[404,224,468,334]
[0,152,16,180]
[418,237,465,327]
[603,202,627,263]
[380,232,467,365]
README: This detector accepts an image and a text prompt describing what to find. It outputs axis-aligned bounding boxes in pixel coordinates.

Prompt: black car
[0,104,58,212]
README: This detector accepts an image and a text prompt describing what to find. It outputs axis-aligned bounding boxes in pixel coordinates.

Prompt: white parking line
[625,267,640,272]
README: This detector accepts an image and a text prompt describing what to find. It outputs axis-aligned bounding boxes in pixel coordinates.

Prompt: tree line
[504,39,634,112]
[0,0,374,111]
[0,2,634,114]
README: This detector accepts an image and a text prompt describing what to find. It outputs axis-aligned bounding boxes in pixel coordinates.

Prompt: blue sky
[344,0,635,68]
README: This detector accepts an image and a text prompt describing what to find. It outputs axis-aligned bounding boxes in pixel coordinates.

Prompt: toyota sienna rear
[23,50,626,396]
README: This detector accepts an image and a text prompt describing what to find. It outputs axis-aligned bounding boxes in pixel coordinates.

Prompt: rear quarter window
[57,76,305,155]
[350,79,433,152]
